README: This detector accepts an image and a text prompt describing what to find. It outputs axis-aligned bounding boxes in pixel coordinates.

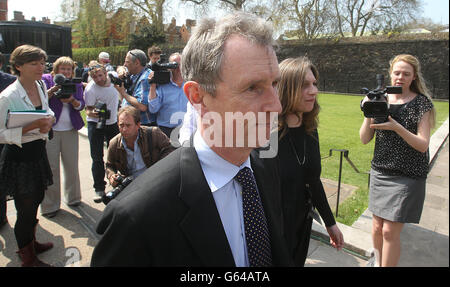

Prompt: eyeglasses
[129,51,138,58]
[128,51,143,64]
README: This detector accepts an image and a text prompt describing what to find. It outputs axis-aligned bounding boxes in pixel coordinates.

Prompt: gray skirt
[369,169,426,223]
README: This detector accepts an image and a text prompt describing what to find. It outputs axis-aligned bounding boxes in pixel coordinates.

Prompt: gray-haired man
[115,49,156,126]
[92,12,291,267]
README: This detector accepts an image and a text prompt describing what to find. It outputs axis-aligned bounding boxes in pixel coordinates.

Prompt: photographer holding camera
[148,52,187,139]
[116,49,155,127]
[84,61,120,202]
[103,106,174,204]
[359,54,436,267]
[39,56,85,217]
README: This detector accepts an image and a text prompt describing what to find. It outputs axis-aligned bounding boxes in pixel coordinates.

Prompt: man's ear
[184,81,207,116]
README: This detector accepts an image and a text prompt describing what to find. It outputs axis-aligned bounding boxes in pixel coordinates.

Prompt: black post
[336,151,344,218]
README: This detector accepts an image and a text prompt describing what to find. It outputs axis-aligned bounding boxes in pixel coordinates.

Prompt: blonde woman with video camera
[40,56,85,218]
[359,54,436,267]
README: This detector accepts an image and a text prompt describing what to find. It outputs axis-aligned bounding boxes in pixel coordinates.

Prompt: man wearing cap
[99,52,114,72]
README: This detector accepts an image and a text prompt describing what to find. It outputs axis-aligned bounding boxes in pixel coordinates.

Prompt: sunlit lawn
[79,94,449,225]
[317,93,449,225]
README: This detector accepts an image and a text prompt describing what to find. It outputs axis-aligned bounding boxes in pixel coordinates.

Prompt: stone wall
[277,34,449,99]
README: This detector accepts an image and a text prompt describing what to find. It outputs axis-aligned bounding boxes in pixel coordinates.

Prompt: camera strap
[37,80,47,99]
[128,70,144,96]
[146,127,153,164]
[37,80,54,140]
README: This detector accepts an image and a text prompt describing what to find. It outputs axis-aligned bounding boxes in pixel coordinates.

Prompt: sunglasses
[89,64,103,71]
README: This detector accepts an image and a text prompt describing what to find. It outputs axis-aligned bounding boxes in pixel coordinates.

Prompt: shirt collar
[16,80,42,107]
[121,132,140,151]
[193,131,252,193]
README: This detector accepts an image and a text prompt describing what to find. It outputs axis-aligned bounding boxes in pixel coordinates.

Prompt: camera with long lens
[108,71,133,91]
[100,175,134,205]
[94,101,111,129]
[361,74,402,123]
[53,74,83,99]
[147,54,179,85]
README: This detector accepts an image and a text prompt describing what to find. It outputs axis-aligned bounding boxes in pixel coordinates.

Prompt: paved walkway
[306,118,449,267]
[0,119,448,267]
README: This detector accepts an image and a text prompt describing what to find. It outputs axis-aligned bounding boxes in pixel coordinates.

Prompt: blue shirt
[121,68,156,124]
[148,80,188,128]
[121,133,147,178]
[193,131,251,267]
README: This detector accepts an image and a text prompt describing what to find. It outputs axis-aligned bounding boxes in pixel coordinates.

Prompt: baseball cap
[99,52,110,61]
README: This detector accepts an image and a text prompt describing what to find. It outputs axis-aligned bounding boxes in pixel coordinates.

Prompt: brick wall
[277,35,449,99]
[0,0,7,21]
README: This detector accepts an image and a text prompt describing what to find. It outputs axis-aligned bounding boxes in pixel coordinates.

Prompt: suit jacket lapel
[178,146,235,267]
[251,150,291,266]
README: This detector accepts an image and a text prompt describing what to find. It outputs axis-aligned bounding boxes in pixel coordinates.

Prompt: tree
[283,0,335,40]
[181,0,287,36]
[119,0,167,32]
[182,0,248,10]
[128,24,166,51]
[60,0,81,22]
[333,0,421,37]
[73,0,109,48]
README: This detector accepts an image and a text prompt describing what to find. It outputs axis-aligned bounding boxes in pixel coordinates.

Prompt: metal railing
[322,149,369,218]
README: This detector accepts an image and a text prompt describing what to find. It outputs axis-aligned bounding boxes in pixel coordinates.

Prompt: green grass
[78,95,448,225]
[81,110,87,126]
[317,93,449,225]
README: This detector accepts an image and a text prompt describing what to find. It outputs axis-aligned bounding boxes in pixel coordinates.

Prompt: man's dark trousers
[87,122,119,192]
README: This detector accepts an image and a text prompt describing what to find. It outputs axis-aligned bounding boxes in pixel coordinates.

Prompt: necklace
[288,129,306,167]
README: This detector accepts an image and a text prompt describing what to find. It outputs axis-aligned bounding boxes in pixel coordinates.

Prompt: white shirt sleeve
[178,102,197,145]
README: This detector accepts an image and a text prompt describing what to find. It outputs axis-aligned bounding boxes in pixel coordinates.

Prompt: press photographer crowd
[0,11,438,268]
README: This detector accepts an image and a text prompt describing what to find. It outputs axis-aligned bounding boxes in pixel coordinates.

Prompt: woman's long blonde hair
[278,57,320,139]
[389,54,436,129]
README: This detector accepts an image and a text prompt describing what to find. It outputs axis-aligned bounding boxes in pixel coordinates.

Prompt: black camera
[361,74,402,123]
[108,71,133,91]
[94,102,111,129]
[45,62,53,73]
[147,55,179,85]
[53,74,82,99]
[101,175,134,205]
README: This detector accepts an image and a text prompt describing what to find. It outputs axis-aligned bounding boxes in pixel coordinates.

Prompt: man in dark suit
[0,52,16,228]
[91,11,291,267]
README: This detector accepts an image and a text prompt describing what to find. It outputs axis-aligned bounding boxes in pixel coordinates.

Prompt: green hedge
[72,46,129,67]
[72,43,186,68]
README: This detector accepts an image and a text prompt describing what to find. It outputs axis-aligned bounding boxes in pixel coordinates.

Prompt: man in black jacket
[91,11,291,267]
[0,52,16,228]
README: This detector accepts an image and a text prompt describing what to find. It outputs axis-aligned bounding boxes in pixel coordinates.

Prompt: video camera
[108,71,133,91]
[96,175,134,205]
[147,54,179,85]
[53,74,82,99]
[94,102,111,129]
[361,74,402,123]
[45,62,53,73]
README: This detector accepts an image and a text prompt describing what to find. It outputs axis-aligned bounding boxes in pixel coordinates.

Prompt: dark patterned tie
[235,167,272,267]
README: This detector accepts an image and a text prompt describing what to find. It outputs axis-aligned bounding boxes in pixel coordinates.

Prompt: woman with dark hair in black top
[277,57,344,266]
